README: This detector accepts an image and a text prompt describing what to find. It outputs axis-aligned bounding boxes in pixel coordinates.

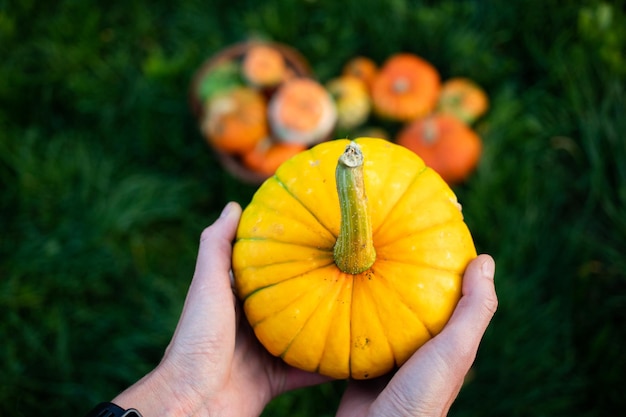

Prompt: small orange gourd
[268,78,337,146]
[396,114,482,184]
[342,56,378,91]
[232,138,476,379]
[242,139,307,176]
[437,77,489,124]
[371,53,441,121]
[242,44,287,88]
[202,87,268,154]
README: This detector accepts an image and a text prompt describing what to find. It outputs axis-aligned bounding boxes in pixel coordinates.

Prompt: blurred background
[1,0,625,415]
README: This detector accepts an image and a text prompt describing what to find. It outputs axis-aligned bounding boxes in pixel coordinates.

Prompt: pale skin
[113,202,498,417]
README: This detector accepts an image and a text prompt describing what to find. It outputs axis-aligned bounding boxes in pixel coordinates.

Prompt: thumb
[170,202,242,348]
[186,201,242,319]
[368,254,497,416]
[197,201,242,277]
[422,254,497,381]
[442,254,498,353]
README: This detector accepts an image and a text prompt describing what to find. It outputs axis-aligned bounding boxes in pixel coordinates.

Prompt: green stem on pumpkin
[333,141,376,274]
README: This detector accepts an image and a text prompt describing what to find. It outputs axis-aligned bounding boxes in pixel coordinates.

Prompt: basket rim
[189,41,316,185]
[189,40,313,119]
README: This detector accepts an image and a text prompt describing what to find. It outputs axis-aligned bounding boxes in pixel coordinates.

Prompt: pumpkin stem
[333,141,376,274]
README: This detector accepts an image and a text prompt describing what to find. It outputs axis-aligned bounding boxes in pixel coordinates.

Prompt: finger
[427,254,497,399]
[368,255,497,416]
[440,254,498,361]
[186,202,242,318]
[172,202,242,344]
[415,254,497,390]
[336,377,389,417]
[280,366,333,392]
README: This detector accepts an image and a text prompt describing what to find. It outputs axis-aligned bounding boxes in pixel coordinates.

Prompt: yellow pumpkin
[342,56,378,92]
[326,75,371,131]
[232,138,476,380]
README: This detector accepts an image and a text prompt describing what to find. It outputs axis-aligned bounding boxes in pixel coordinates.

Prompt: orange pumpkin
[326,75,371,131]
[202,87,268,154]
[396,114,482,184]
[232,138,476,379]
[268,77,337,145]
[242,139,307,176]
[242,44,287,88]
[437,77,489,124]
[371,53,441,121]
[342,56,378,91]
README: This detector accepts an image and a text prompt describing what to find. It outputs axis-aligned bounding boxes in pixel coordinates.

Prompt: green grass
[2,0,625,416]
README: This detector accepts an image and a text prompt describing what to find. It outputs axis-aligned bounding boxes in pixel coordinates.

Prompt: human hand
[110,201,496,417]
[336,254,498,417]
[112,202,329,417]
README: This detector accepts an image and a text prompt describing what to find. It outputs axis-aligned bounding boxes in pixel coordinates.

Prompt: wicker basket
[189,41,314,184]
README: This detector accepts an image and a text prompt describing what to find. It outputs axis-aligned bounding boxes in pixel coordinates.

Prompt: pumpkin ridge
[349,270,396,378]
[316,270,353,378]
[279,271,347,366]
[233,240,336,299]
[369,264,435,340]
[355,269,400,366]
[367,153,428,236]
[241,259,336,303]
[372,258,464,336]
[375,251,470,275]
[246,266,339,328]
[375,217,466,251]
[313,287,341,375]
[377,219,476,264]
[371,164,429,236]
[348,271,355,376]
[239,178,337,247]
[235,236,334,251]
[273,173,338,240]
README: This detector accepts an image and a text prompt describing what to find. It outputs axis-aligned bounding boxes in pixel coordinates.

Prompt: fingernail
[220,202,235,219]
[482,258,495,280]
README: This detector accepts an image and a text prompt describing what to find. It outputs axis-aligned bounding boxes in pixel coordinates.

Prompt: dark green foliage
[1,0,625,416]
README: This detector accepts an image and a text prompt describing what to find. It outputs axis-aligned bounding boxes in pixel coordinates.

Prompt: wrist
[85,402,142,417]
[112,366,211,417]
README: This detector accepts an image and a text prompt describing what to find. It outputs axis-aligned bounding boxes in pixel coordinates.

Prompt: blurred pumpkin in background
[354,126,390,141]
[242,44,287,88]
[242,138,306,176]
[371,53,441,122]
[342,56,378,92]
[437,77,489,124]
[232,138,476,379]
[268,78,337,146]
[202,87,268,154]
[396,114,482,184]
[326,75,371,131]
